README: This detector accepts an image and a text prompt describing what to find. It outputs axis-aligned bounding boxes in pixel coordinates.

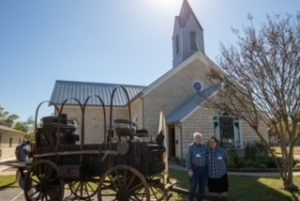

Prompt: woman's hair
[208,136,219,145]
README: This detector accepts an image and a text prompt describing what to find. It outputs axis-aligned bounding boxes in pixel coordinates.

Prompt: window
[9,137,13,148]
[190,31,197,51]
[175,35,179,54]
[219,116,234,148]
[213,115,242,149]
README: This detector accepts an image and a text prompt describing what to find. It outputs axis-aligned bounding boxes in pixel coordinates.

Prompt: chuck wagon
[20,86,174,201]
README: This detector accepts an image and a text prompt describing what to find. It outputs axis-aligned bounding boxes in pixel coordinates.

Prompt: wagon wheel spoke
[150,183,166,200]
[129,188,148,201]
[42,193,49,201]
[69,177,99,200]
[149,185,161,200]
[108,175,120,190]
[98,165,150,201]
[27,188,40,199]
[130,185,148,201]
[146,176,169,201]
[84,183,90,198]
[127,182,144,194]
[45,194,50,201]
[125,172,136,189]
[98,176,118,201]
[73,182,81,193]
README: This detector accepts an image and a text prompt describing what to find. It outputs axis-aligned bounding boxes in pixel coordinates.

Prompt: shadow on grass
[0,174,18,190]
[229,176,298,201]
[0,181,17,190]
[169,169,299,201]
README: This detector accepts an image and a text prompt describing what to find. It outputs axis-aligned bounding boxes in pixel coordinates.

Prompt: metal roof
[166,84,220,124]
[0,125,27,135]
[50,80,146,106]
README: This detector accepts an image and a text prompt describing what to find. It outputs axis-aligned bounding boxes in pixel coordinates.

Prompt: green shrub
[244,142,269,159]
[229,143,271,168]
[228,148,245,168]
[228,142,298,169]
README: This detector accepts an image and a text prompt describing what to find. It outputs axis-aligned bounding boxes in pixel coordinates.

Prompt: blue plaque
[193,82,202,92]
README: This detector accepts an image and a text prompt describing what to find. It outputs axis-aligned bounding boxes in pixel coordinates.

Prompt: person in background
[186,132,208,201]
[207,136,229,201]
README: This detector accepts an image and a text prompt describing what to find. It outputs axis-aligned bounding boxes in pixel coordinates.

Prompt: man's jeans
[189,166,207,201]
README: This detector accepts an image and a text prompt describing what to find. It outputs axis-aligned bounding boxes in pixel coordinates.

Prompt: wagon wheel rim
[69,176,99,199]
[24,160,64,201]
[98,165,150,201]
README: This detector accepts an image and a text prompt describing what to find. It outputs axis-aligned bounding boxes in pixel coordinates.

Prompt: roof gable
[142,51,212,96]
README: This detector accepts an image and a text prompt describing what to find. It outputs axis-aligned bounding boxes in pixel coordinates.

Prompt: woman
[207,136,228,201]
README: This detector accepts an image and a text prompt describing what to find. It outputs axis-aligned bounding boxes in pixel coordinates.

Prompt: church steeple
[172,0,205,68]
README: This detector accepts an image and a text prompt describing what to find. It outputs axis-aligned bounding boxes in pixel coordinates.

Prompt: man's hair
[193,132,203,139]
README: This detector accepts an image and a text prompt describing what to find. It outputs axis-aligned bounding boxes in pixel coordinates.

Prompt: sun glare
[147,0,182,12]
[160,0,181,9]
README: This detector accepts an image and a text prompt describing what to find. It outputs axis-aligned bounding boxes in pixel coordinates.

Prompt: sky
[0,0,299,122]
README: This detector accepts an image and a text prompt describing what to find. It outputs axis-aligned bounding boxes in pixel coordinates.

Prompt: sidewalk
[0,158,21,176]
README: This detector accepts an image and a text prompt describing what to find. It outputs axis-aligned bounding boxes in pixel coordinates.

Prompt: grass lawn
[0,175,19,189]
[169,169,300,201]
[1,170,300,201]
[272,146,300,156]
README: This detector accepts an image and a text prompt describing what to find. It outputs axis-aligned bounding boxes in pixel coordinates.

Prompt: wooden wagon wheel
[24,160,64,201]
[98,165,150,201]
[69,176,99,200]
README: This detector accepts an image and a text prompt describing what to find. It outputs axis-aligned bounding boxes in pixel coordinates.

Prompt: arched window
[190,31,197,51]
[175,35,180,54]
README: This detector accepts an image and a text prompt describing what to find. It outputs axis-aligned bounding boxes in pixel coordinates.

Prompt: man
[186,132,208,201]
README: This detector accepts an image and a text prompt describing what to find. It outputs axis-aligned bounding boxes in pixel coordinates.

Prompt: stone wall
[180,106,218,158]
[130,97,144,129]
[177,105,269,159]
[143,58,211,136]
[0,130,25,161]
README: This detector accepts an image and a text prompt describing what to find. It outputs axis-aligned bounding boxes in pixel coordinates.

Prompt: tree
[14,121,29,132]
[0,105,34,134]
[207,14,300,193]
[0,105,19,127]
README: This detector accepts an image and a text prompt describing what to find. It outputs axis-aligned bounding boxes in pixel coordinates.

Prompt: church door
[168,127,176,159]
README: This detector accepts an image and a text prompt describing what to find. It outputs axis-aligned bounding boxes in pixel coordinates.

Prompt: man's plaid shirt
[186,143,208,170]
[207,147,228,178]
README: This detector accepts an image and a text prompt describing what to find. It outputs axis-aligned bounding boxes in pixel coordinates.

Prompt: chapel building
[50,0,268,159]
